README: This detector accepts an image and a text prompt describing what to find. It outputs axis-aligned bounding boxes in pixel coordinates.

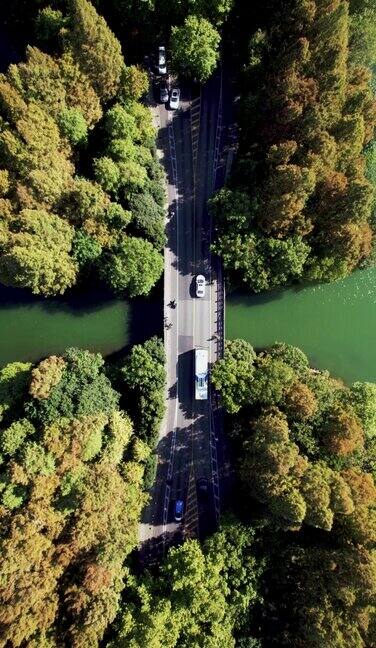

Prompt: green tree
[121,337,166,446]
[57,107,88,146]
[171,15,220,82]
[1,418,35,455]
[0,361,31,422]
[102,237,163,296]
[188,0,234,26]
[209,188,253,231]
[28,348,120,425]
[129,192,166,250]
[35,7,67,42]
[349,382,376,438]
[349,8,376,68]
[93,156,121,193]
[250,355,295,406]
[71,229,102,268]
[211,339,256,414]
[266,544,376,648]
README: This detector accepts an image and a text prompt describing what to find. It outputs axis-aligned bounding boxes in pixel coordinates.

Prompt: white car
[157,46,167,75]
[196,275,205,298]
[169,88,180,110]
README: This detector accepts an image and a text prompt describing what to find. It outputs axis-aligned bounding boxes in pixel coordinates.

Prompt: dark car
[174,499,184,522]
[160,83,169,104]
[197,478,209,499]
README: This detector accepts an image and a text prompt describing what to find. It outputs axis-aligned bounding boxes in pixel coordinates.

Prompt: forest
[0,0,165,297]
[2,338,375,646]
[212,0,376,291]
[107,341,376,647]
[0,338,166,646]
[1,0,375,295]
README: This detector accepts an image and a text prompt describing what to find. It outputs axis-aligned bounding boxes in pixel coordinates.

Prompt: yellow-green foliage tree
[68,0,124,102]
[0,1,164,297]
[0,348,148,647]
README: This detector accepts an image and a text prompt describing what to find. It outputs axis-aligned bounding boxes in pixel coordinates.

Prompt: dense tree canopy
[208,339,376,646]
[108,519,263,648]
[0,346,152,647]
[212,0,376,291]
[0,0,164,297]
[214,340,376,535]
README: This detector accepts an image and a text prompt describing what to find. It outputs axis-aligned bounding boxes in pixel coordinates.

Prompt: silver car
[157,46,167,75]
[196,274,205,298]
[170,88,180,110]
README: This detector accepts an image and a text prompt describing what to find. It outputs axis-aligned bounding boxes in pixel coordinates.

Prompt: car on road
[174,499,184,522]
[196,274,205,298]
[160,83,169,103]
[157,46,167,75]
[169,88,180,110]
[197,477,209,499]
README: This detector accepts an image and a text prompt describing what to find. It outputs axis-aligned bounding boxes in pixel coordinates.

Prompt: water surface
[226,267,376,384]
[0,284,160,365]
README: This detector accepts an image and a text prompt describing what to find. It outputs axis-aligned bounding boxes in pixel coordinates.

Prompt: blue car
[174,499,184,522]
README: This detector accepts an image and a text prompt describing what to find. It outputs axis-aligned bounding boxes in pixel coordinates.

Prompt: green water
[0,285,160,366]
[226,267,376,384]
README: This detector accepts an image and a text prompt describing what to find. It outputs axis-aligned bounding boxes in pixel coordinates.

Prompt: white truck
[195,348,208,400]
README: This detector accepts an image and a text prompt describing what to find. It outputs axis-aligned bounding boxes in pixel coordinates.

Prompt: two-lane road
[140,71,227,555]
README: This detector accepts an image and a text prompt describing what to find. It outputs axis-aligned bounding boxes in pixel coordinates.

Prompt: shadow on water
[0,282,123,316]
[226,285,285,308]
[227,277,331,309]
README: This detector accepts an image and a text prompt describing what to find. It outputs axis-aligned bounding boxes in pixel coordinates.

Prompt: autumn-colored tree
[119,65,149,101]
[265,544,376,647]
[322,407,365,456]
[29,356,66,400]
[0,346,147,647]
[212,0,376,290]
[284,381,317,419]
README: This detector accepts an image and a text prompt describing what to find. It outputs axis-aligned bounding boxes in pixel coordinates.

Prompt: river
[226,266,376,384]
[0,284,160,365]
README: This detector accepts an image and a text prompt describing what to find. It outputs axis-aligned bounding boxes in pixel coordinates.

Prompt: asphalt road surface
[140,69,233,559]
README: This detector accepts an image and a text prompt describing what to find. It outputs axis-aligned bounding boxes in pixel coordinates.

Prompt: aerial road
[140,66,232,557]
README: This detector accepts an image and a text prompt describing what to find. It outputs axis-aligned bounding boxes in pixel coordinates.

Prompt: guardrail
[210,399,221,524]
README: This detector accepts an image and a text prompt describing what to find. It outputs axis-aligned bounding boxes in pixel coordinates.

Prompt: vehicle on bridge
[195,348,208,400]
[169,88,180,110]
[196,274,205,298]
[157,45,167,75]
[160,82,169,103]
[174,499,184,522]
